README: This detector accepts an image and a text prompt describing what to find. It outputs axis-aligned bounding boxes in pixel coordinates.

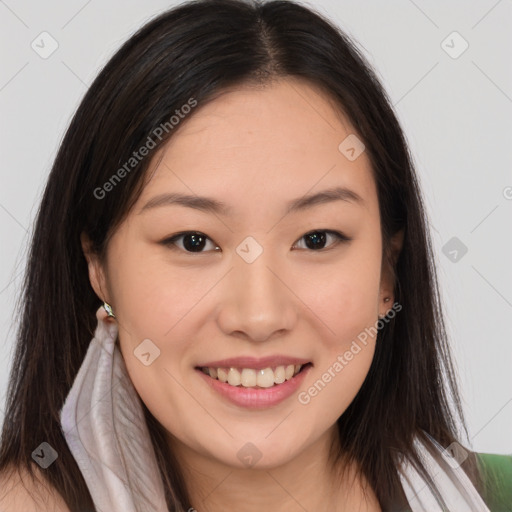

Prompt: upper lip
[196,355,311,370]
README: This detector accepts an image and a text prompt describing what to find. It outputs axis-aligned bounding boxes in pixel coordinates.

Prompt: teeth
[227,368,241,386]
[217,368,228,383]
[241,368,257,387]
[256,368,275,388]
[201,364,305,388]
[274,366,285,384]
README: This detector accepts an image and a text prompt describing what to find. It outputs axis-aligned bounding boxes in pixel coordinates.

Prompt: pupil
[305,231,326,250]
[184,233,206,252]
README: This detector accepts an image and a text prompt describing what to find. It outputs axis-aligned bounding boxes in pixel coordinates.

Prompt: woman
[0,0,510,510]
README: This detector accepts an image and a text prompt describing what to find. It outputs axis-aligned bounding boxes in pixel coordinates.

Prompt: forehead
[139,78,377,216]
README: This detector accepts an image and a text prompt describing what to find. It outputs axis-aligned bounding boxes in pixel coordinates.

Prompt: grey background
[1,0,511,454]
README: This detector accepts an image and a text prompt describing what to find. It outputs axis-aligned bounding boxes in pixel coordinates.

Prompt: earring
[103,301,116,318]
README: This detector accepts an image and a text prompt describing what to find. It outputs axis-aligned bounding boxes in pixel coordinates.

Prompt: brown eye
[293,230,351,251]
[162,231,219,253]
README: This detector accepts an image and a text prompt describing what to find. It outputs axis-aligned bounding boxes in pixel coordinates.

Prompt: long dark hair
[0,0,483,510]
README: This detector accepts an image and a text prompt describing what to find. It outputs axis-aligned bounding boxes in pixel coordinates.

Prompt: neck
[167,426,381,512]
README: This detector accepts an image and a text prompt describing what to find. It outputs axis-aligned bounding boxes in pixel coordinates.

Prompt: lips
[194,355,313,409]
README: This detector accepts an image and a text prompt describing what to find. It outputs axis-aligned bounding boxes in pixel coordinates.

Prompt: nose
[216,252,298,343]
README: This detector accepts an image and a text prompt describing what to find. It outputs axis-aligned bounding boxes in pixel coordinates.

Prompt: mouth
[195,363,313,389]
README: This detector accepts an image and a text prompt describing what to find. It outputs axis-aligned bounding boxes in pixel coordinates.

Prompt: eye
[292,230,351,251]
[161,231,220,253]
[161,229,351,254]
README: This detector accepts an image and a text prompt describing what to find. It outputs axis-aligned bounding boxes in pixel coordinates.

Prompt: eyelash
[160,229,352,254]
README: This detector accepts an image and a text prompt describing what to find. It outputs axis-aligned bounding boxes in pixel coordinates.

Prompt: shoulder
[0,465,70,512]
[475,452,512,512]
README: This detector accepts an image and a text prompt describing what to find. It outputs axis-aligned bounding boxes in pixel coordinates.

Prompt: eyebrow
[138,186,364,216]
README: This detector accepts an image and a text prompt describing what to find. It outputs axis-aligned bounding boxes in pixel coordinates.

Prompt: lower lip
[196,365,312,409]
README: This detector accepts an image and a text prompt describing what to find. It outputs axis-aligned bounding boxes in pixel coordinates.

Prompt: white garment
[59,306,490,512]
[59,306,167,512]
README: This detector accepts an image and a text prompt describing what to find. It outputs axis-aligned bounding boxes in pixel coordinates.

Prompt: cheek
[295,239,382,348]
[117,324,192,438]
[106,251,202,422]
[298,243,381,419]
[107,239,219,344]
[297,258,380,418]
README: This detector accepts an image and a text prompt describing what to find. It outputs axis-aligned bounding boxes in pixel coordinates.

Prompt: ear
[80,232,110,303]
[379,228,404,314]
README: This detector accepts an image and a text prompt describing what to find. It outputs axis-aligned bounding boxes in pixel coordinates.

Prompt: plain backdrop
[0,0,511,455]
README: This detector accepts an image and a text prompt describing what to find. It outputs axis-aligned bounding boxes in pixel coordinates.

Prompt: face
[83,77,401,472]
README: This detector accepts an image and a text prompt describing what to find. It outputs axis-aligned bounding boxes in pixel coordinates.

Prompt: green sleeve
[476,452,512,512]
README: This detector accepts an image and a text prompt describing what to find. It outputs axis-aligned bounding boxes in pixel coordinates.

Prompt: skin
[82,77,403,511]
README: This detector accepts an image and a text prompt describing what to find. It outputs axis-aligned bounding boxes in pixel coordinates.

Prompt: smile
[199,364,310,388]
[195,362,313,409]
